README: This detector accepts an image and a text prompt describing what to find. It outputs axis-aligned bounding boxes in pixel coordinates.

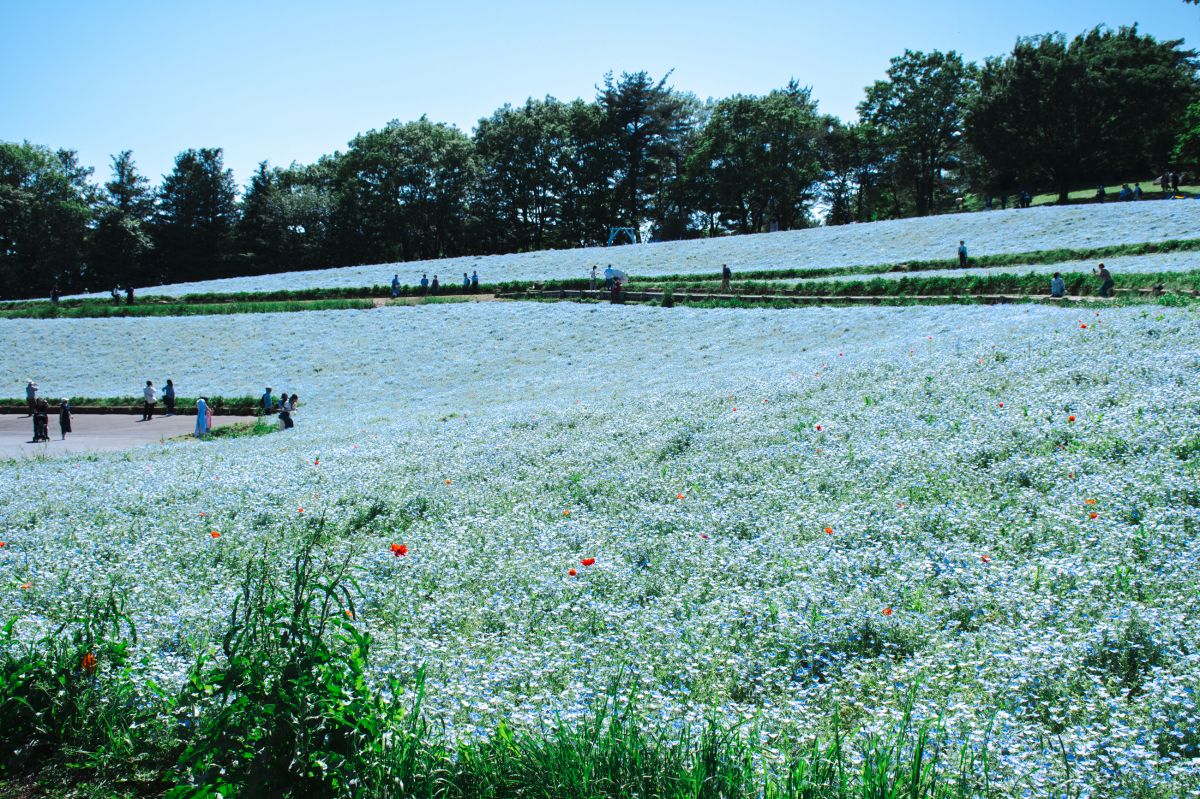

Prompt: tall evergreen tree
[154,148,238,283]
[90,150,155,289]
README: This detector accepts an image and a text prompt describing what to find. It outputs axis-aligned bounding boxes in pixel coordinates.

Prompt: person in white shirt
[142,380,157,421]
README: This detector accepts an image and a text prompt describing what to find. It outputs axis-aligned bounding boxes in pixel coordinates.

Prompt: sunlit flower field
[2,299,1199,795]
[61,200,1200,298]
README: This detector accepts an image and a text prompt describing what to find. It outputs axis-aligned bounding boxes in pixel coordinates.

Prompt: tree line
[2,25,1198,298]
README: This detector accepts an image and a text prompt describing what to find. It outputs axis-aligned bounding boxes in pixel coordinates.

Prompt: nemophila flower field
[2,301,1200,795]
[57,200,1200,298]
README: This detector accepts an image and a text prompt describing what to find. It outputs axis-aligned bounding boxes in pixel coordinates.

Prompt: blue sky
[2,1,1196,188]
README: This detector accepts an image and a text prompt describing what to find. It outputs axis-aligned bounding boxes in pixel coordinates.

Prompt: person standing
[1093,263,1114,298]
[419,274,429,295]
[287,394,298,428]
[604,265,615,289]
[471,270,479,292]
[32,399,49,443]
[1171,171,1181,194]
[278,393,292,429]
[126,286,135,305]
[142,380,157,421]
[462,272,471,291]
[721,263,732,291]
[25,380,37,416]
[261,386,274,413]
[194,398,209,437]
[590,265,598,290]
[391,274,401,299]
[958,241,968,268]
[430,275,440,294]
[1050,272,1066,299]
[163,379,176,416]
[58,398,72,440]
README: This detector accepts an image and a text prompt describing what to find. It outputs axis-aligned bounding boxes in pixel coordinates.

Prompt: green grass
[0,298,375,319]
[205,417,280,439]
[0,532,987,799]
[0,395,259,413]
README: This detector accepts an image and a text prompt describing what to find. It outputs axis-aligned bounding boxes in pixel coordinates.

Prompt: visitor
[431,275,439,294]
[391,274,401,299]
[1095,185,1106,203]
[111,287,121,304]
[126,286,135,305]
[50,288,59,305]
[58,398,72,440]
[590,265,598,290]
[288,394,299,427]
[610,277,623,304]
[1093,263,1114,298]
[958,241,968,268]
[1050,272,1066,298]
[1118,184,1133,201]
[471,270,479,292]
[194,397,209,437]
[1171,171,1181,194]
[419,274,429,295]
[604,264,615,289]
[25,379,38,416]
[278,393,292,429]
[141,380,157,421]
[463,272,470,291]
[1134,184,1143,200]
[1000,194,1009,210]
[32,398,49,443]
[205,397,214,433]
[721,263,732,292]
[261,386,274,413]
[164,379,176,416]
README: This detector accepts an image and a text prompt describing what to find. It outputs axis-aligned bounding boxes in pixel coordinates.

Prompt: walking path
[0,413,241,459]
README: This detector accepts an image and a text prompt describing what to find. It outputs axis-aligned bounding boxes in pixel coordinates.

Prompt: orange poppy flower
[298,507,304,514]
[210,531,221,539]
[676,493,685,500]
[1089,512,1098,520]
[563,510,571,516]
[1080,324,1087,329]
[391,543,408,557]
[1068,415,1076,422]
[1085,498,1097,505]
[80,653,97,672]
[20,582,31,590]
[581,558,596,567]
[445,479,452,485]
[824,527,833,535]
[0,542,6,548]
[981,555,991,563]
[882,607,894,616]
[568,568,577,577]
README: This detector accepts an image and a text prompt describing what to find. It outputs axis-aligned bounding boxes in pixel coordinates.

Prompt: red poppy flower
[1068,415,1076,422]
[313,459,320,466]
[568,568,577,577]
[20,582,31,590]
[981,555,991,563]
[1080,324,1087,329]
[581,558,595,567]
[80,653,97,673]
[824,526,833,535]
[563,509,571,517]
[210,531,221,539]
[732,407,737,412]
[998,402,1004,408]
[882,607,894,616]
[391,543,408,557]
[700,533,709,540]
[298,507,304,514]
[1089,512,1098,520]
[0,542,6,548]
[677,493,685,500]
[199,512,206,517]
[815,424,822,431]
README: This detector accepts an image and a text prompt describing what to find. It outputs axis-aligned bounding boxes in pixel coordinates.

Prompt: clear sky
[2,1,1196,189]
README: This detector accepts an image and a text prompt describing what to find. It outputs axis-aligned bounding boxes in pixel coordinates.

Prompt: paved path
[0,413,243,459]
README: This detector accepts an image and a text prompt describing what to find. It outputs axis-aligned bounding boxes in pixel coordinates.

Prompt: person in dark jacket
[32,398,50,443]
[163,379,176,416]
[59,398,72,439]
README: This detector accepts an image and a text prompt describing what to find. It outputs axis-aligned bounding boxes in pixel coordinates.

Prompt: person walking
[288,394,299,428]
[141,380,157,421]
[194,398,209,437]
[25,380,38,416]
[32,399,49,443]
[261,386,275,413]
[58,398,72,440]
[1093,263,1114,298]
[163,379,176,416]
[958,241,968,268]
[391,274,401,299]
[1050,272,1066,299]
[721,263,732,292]
[471,270,479,292]
[278,393,292,429]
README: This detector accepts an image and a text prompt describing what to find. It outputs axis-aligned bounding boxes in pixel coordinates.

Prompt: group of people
[1048,264,1113,298]
[25,380,70,442]
[260,387,300,429]
[394,271,481,298]
[110,286,136,304]
[140,379,177,420]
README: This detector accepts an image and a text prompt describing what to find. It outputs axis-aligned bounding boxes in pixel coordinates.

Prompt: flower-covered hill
[71,200,1200,298]
[2,301,1199,793]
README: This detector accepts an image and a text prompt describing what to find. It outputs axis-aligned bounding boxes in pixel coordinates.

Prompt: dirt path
[0,413,244,459]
